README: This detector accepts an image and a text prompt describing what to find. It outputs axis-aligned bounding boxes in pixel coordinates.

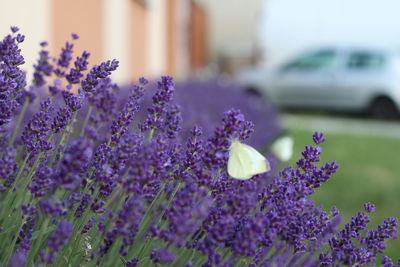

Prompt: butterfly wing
[240,143,270,175]
[228,142,253,180]
[271,136,294,162]
[228,141,270,180]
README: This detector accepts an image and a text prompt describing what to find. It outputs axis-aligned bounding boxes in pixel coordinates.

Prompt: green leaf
[120,256,127,265]
[31,225,56,240]
[0,225,16,235]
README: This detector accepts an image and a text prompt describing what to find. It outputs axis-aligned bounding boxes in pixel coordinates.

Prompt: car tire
[244,87,262,98]
[370,97,398,119]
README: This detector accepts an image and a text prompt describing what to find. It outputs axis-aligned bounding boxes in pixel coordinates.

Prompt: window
[282,50,337,72]
[347,51,385,70]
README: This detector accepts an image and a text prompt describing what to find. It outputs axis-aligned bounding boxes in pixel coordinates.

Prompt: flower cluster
[173,78,282,149]
[0,26,26,126]
[0,28,398,267]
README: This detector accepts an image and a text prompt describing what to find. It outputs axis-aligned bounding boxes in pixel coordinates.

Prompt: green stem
[27,218,50,265]
[1,153,43,264]
[0,152,30,223]
[135,237,154,261]
[128,184,167,258]
[12,153,30,190]
[1,216,25,266]
[103,185,123,210]
[155,182,182,226]
[258,245,280,267]
[80,105,93,136]
[10,97,29,146]
[146,129,155,142]
[50,112,77,166]
[50,134,65,166]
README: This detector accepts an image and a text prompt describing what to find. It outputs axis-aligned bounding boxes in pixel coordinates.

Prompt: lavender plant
[172,79,282,150]
[0,27,398,267]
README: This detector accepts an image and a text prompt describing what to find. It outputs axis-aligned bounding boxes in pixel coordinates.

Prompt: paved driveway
[282,113,400,138]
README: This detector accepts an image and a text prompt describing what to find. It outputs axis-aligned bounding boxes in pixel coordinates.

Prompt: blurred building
[0,0,208,83]
[198,0,265,75]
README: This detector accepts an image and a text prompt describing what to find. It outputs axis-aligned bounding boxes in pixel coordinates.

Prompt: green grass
[287,129,400,259]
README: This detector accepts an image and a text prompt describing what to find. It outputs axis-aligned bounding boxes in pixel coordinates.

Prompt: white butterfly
[227,139,271,180]
[271,136,294,162]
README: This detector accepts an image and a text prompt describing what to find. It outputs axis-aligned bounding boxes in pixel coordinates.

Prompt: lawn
[287,129,400,259]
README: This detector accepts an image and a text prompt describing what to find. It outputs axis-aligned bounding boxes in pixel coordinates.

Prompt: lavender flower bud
[52,107,73,133]
[364,202,376,213]
[41,221,73,264]
[312,131,326,144]
[0,147,18,180]
[150,247,176,264]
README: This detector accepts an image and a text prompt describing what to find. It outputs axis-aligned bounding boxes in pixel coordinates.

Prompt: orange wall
[128,1,148,79]
[190,1,207,70]
[51,0,103,67]
[50,0,206,81]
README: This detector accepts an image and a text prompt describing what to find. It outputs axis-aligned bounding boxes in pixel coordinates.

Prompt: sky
[259,0,400,66]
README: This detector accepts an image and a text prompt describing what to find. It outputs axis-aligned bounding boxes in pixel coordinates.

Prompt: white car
[238,47,400,118]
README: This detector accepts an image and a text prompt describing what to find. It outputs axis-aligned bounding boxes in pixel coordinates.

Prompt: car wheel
[370,97,398,119]
[244,87,262,98]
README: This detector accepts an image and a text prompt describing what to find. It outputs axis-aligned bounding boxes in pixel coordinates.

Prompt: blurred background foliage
[288,128,400,259]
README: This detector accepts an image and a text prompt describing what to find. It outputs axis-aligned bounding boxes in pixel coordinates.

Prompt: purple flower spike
[58,42,73,68]
[81,59,119,93]
[56,137,93,191]
[71,33,79,40]
[41,221,73,264]
[52,107,73,133]
[39,197,67,217]
[125,258,139,267]
[382,255,395,267]
[204,109,249,169]
[16,34,25,43]
[364,202,376,213]
[66,51,90,84]
[32,43,53,87]
[9,249,27,267]
[54,41,74,77]
[150,247,176,264]
[10,26,19,33]
[49,221,73,251]
[0,147,18,180]
[0,27,27,126]
[110,80,145,145]
[139,77,148,85]
[140,76,175,134]
[62,90,83,112]
[21,107,53,154]
[28,164,54,198]
[164,104,182,139]
[312,131,326,144]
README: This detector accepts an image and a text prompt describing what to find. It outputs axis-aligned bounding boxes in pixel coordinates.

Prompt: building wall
[104,0,130,83]
[190,0,208,71]
[0,0,50,83]
[166,0,177,75]
[52,0,104,67]
[147,0,167,77]
[0,0,205,84]
[197,0,264,73]
[128,1,148,80]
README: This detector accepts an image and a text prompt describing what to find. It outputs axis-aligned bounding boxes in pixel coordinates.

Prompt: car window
[347,51,385,70]
[282,50,337,72]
